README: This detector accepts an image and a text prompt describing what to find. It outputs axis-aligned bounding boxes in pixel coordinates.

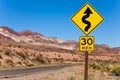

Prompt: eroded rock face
[0,26,119,68]
[0,26,77,50]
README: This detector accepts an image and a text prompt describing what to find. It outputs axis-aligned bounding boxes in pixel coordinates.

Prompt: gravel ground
[0,65,120,80]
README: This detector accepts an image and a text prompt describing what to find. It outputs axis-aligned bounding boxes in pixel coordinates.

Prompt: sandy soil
[0,65,120,80]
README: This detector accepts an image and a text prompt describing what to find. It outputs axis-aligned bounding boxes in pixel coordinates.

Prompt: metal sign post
[84,51,88,80]
[71,2,104,80]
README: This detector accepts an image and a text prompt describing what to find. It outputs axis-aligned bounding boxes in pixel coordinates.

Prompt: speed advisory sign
[80,36,94,51]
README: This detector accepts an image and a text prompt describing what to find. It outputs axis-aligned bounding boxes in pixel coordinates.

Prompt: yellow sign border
[79,36,94,51]
[71,2,104,35]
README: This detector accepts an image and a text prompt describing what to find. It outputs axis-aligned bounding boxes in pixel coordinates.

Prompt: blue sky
[0,0,120,47]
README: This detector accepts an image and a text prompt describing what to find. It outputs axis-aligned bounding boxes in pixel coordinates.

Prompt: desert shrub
[23,60,34,67]
[0,61,2,66]
[0,65,3,69]
[111,67,120,76]
[0,53,2,59]
[101,64,111,72]
[89,63,101,70]
[53,58,64,64]
[58,55,61,57]
[17,45,21,48]
[67,76,76,80]
[88,73,96,80]
[35,56,50,64]
[5,59,15,67]
[27,64,34,67]
[17,52,27,59]
[59,58,64,63]
[89,62,112,72]
[73,58,78,62]
[3,50,11,56]
[17,61,22,65]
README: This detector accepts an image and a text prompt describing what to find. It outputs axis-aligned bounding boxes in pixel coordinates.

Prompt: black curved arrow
[82,7,92,32]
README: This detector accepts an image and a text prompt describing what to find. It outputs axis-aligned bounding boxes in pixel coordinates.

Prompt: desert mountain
[0,26,119,54]
[0,26,119,68]
[0,26,77,50]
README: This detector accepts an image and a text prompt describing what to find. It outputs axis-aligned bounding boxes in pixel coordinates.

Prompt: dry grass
[0,64,120,80]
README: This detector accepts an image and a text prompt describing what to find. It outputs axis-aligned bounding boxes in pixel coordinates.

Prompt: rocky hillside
[0,41,81,68]
[0,26,76,50]
[0,26,119,68]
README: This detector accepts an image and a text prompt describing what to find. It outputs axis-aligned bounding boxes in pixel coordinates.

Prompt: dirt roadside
[0,65,120,80]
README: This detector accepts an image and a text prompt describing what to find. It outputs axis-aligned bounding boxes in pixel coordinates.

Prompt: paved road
[0,64,77,78]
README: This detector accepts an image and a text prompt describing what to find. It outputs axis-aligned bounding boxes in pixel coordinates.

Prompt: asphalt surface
[0,64,77,78]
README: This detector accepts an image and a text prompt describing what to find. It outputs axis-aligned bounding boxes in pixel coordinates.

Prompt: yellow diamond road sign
[71,3,104,35]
